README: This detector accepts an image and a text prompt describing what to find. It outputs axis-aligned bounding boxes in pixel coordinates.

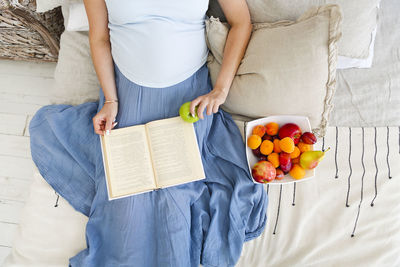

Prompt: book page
[146,116,205,188]
[102,125,156,198]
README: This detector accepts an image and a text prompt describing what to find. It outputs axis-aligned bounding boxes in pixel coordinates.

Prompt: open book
[99,116,206,200]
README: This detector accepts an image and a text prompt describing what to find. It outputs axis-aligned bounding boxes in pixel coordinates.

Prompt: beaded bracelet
[104,99,118,104]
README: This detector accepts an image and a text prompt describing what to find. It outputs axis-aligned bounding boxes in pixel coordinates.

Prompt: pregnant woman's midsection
[105,0,210,88]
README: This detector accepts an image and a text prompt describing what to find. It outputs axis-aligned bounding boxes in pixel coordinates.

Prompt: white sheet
[3,125,400,266]
[329,0,400,127]
[234,124,400,266]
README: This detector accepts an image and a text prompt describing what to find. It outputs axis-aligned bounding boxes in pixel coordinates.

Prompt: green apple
[179,101,199,123]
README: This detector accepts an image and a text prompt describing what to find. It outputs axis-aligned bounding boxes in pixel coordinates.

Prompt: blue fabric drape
[29,62,268,267]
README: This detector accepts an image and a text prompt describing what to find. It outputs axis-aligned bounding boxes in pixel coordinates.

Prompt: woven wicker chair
[0,0,64,62]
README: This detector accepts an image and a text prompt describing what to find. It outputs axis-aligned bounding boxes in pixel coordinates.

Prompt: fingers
[206,101,213,116]
[104,117,113,135]
[194,97,222,120]
[190,97,201,117]
[212,103,219,114]
[93,116,105,135]
[197,99,208,120]
[93,115,118,136]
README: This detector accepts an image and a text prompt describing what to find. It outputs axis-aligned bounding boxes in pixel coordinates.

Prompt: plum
[301,132,317,144]
[279,152,292,173]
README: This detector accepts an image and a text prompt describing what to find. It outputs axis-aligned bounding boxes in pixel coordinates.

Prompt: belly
[108,18,209,87]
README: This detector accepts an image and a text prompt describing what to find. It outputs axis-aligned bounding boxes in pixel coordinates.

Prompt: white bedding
[235,124,400,266]
[3,125,400,266]
[329,0,400,127]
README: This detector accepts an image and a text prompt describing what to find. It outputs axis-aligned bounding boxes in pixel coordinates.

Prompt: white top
[105,0,210,88]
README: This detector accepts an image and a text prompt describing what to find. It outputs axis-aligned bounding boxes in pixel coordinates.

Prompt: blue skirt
[29,61,268,267]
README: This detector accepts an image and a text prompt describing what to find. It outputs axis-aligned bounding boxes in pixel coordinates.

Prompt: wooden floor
[0,59,58,264]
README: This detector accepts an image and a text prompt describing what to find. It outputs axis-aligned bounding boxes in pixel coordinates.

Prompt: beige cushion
[49,2,100,106]
[206,4,342,137]
[207,0,379,59]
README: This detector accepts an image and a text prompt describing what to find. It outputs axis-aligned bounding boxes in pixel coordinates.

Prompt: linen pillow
[49,2,100,106]
[205,5,342,137]
[207,0,380,67]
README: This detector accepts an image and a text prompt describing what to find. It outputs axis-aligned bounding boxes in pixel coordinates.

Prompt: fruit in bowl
[279,152,292,174]
[300,148,330,170]
[245,116,328,184]
[252,161,276,183]
[278,123,302,145]
[301,132,317,144]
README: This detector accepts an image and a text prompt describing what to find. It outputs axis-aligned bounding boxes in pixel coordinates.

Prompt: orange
[298,142,312,153]
[279,137,295,153]
[290,146,301,159]
[273,139,282,153]
[292,157,300,164]
[252,125,266,137]
[265,122,279,135]
[267,153,280,168]
[260,140,274,155]
[289,164,306,180]
[247,134,262,149]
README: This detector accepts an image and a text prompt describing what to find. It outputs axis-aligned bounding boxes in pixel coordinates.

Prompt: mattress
[3,124,400,266]
[234,123,400,266]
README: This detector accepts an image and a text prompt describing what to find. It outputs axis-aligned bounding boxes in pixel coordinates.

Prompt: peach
[260,140,274,155]
[279,137,295,153]
[267,152,280,168]
[290,146,300,159]
[265,122,279,136]
[289,164,306,180]
[273,139,282,153]
[252,125,266,137]
[247,134,262,149]
[298,142,312,153]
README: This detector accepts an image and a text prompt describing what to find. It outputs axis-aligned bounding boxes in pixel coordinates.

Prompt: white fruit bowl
[245,115,315,185]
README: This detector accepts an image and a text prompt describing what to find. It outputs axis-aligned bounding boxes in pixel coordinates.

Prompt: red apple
[278,123,302,145]
[275,168,285,180]
[301,132,317,144]
[251,160,276,183]
[279,152,292,174]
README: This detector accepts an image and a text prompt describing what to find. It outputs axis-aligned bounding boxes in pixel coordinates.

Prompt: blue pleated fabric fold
[29,61,268,267]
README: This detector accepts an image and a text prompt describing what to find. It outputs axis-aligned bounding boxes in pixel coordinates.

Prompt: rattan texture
[0,0,64,62]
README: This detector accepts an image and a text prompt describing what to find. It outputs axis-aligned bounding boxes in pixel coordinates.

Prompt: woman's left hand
[190,87,229,120]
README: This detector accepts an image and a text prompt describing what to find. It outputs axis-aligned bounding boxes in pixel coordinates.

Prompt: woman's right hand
[93,102,119,136]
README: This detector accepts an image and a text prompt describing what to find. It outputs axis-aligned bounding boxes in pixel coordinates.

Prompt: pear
[300,147,330,170]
